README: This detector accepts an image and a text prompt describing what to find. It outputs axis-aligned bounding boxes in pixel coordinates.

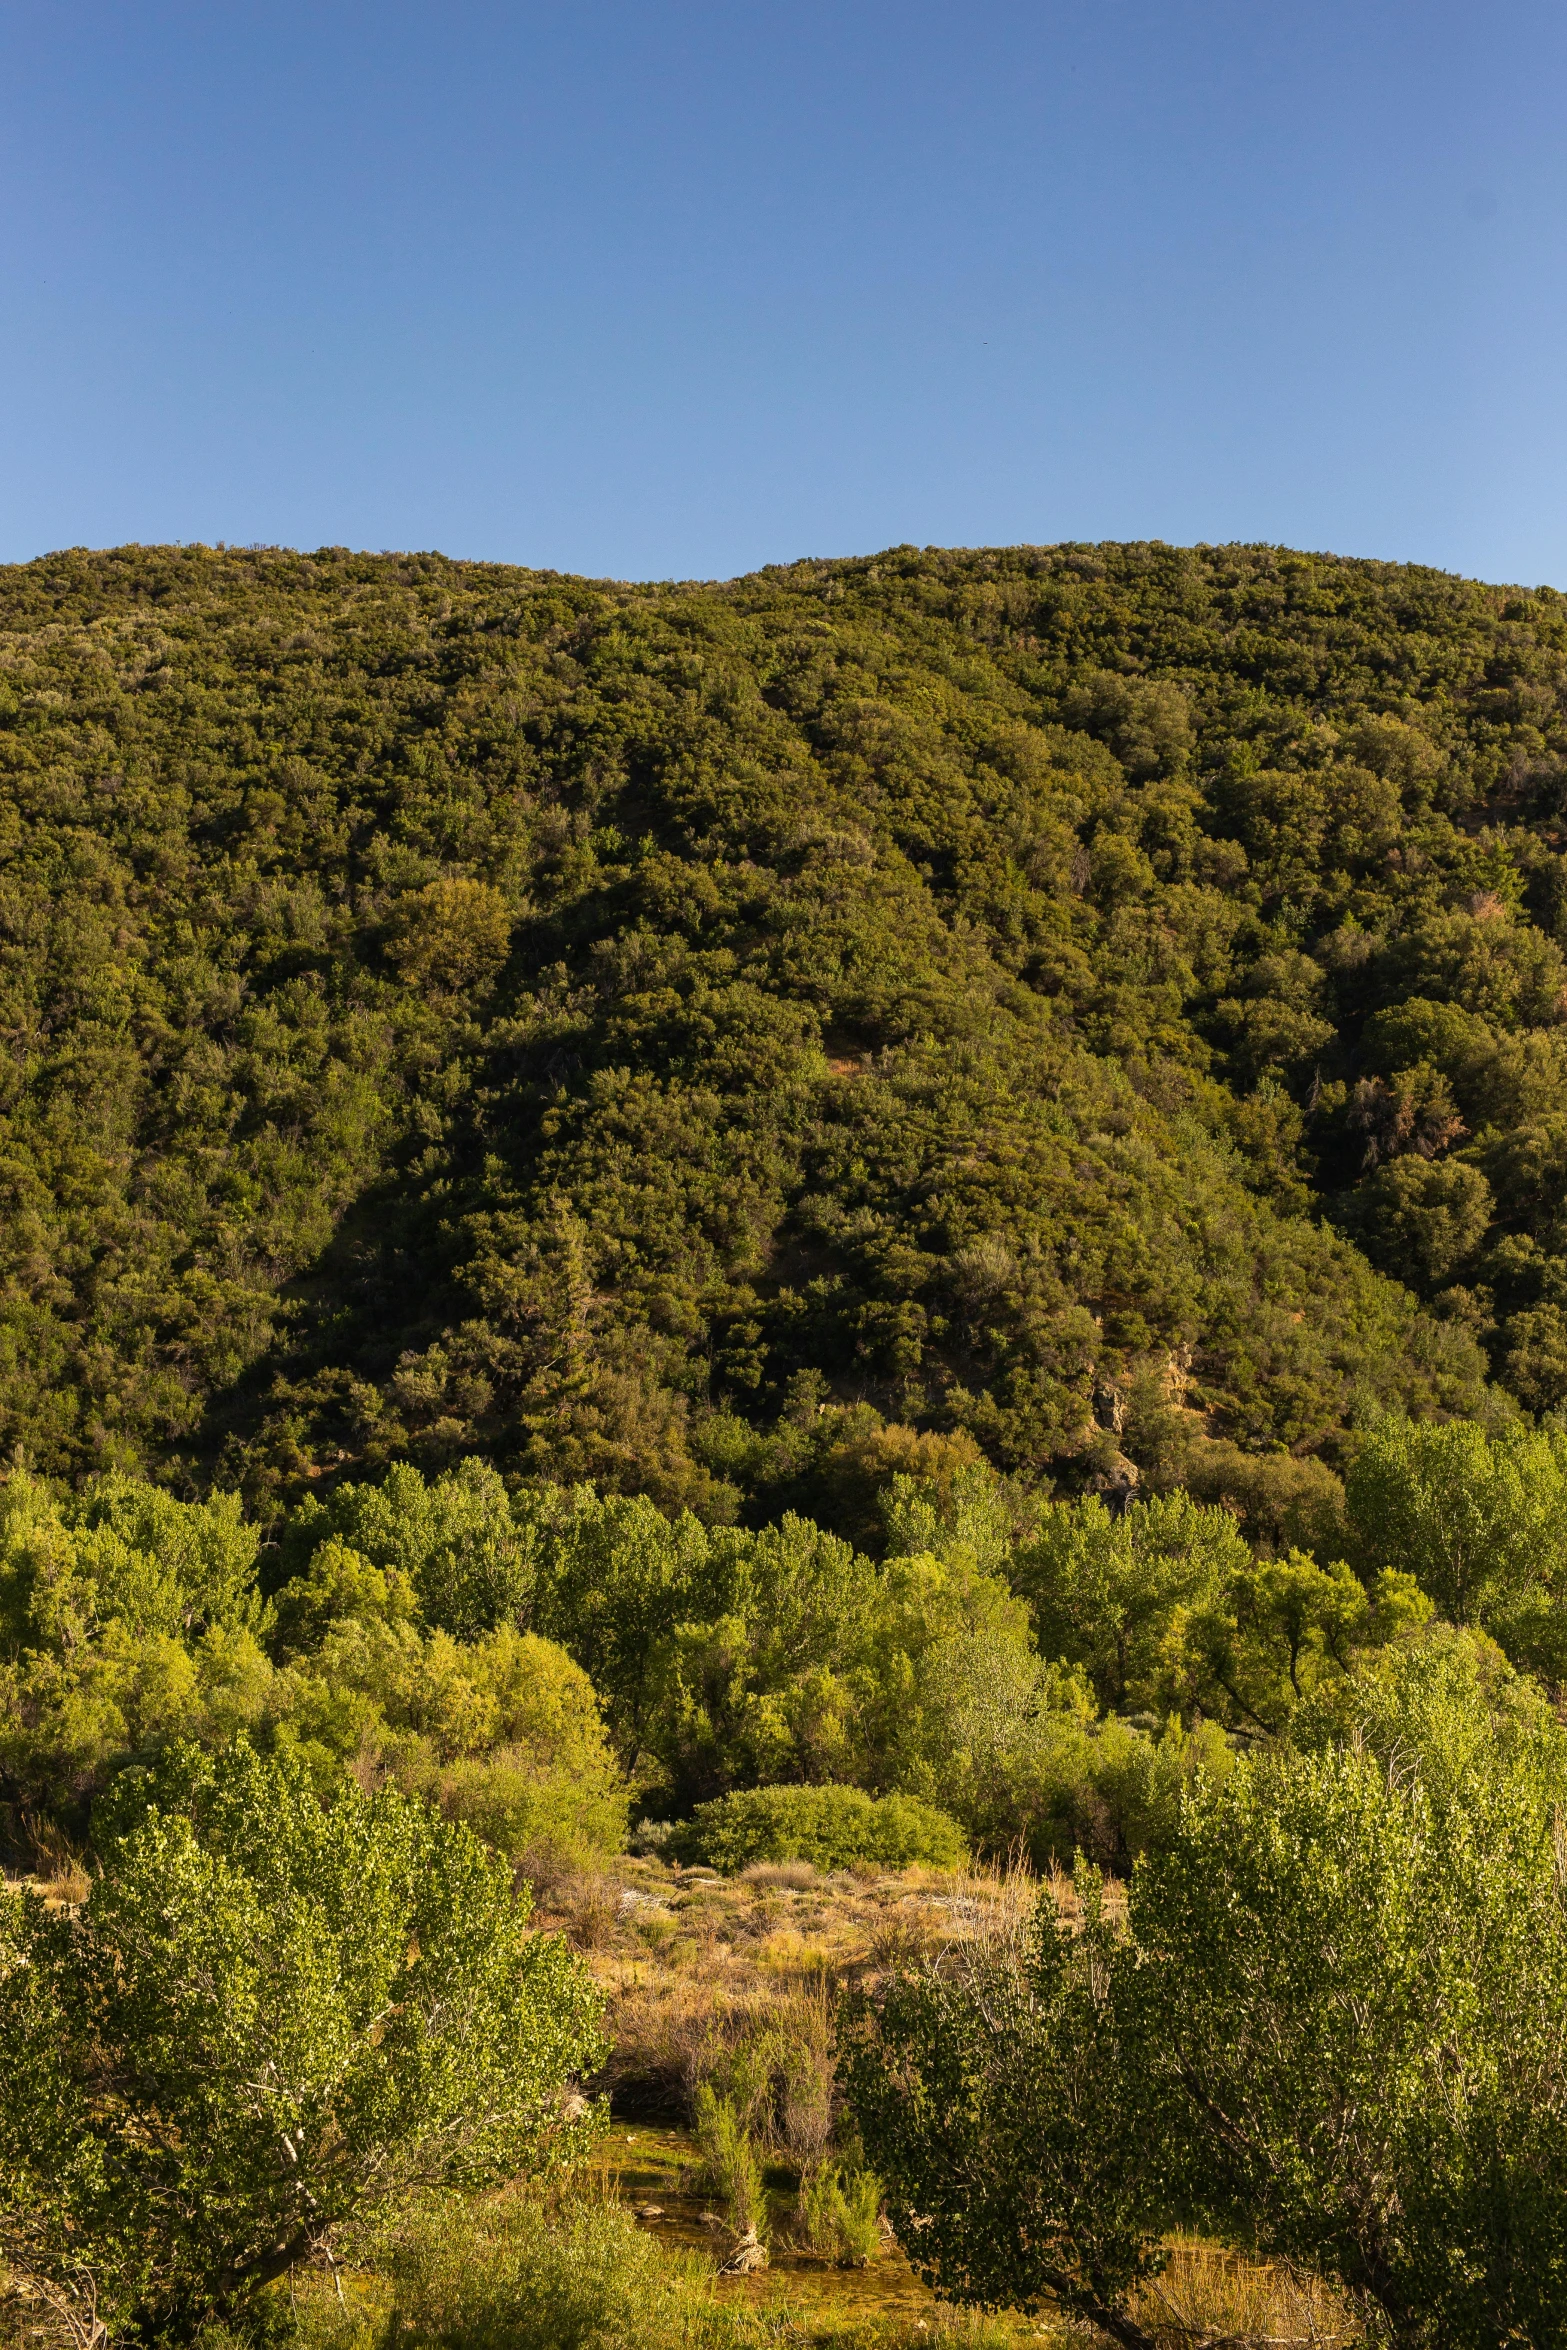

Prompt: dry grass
[740,1861,821,1892]
[539,1853,1035,2127]
[3,1820,92,1908]
[1131,2237,1365,2345]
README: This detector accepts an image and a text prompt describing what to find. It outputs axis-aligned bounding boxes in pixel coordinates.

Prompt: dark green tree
[841,1869,1165,2348]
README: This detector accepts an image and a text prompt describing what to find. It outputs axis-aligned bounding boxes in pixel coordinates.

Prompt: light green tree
[1346,1415,1567,1675]
[841,1867,1165,2348]
[286,1458,539,1643]
[846,1635,1567,2349]
[1014,1490,1252,1712]
[1175,1550,1430,1733]
[0,1740,605,2345]
[1132,1645,1567,2345]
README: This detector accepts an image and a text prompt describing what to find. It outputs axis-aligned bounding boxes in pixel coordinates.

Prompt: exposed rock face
[1088,1454,1141,1515]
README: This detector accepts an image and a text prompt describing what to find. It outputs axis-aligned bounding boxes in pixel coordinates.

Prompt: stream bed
[595,2124,1050,2339]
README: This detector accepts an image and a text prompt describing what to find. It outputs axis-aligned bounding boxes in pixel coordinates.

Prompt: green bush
[799,2164,883,2266]
[691,2083,767,2237]
[370,2192,751,2350]
[281,2188,994,2350]
[1128,1703,1567,2348]
[675,1783,967,1874]
[841,1869,1160,2340]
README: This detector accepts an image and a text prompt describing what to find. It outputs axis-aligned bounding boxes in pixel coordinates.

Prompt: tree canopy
[846,1634,1567,2349]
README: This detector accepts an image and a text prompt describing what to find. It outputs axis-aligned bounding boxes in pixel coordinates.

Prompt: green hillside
[1,536,1564,1519]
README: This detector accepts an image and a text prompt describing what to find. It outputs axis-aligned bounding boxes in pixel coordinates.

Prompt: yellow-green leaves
[0,1740,606,2339]
[385,877,514,996]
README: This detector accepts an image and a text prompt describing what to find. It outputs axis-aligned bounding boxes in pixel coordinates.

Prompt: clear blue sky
[3,1,1565,585]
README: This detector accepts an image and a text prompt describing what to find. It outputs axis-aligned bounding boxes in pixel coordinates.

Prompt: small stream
[595,2126,1358,2347]
[595,2122,1032,2334]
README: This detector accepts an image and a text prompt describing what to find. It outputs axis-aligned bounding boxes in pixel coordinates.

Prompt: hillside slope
[2,537,1564,1514]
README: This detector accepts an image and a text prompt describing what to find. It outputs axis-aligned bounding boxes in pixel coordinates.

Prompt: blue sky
[3,1,1566,584]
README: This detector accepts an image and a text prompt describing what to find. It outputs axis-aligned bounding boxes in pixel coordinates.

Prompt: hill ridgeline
[1,536,1565,1521]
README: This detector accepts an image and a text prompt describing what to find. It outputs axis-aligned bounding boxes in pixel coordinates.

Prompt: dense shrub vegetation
[7,537,1567,1511]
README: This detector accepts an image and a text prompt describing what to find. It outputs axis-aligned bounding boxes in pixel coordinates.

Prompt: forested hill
[2,536,1566,1522]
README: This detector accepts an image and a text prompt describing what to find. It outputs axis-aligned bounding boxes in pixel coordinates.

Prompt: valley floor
[531,1855,1365,2349]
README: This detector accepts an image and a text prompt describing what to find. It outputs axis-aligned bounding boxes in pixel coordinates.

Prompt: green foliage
[0,1741,606,2343]
[841,1871,1164,2342]
[271,1537,416,1654]
[0,1463,627,1874]
[1174,1546,1431,1733]
[273,1619,629,1872]
[0,1433,1471,1883]
[1132,1651,1567,2347]
[1350,1154,1494,1287]
[286,1459,540,1641]
[1345,1413,1567,1676]
[676,1782,967,1874]
[0,1470,277,1838]
[0,1423,1529,1887]
[0,1467,262,1655]
[1014,1488,1425,1736]
[12,538,1567,1516]
[849,1642,1567,2346]
[1015,1490,1252,1711]
[798,2164,884,2266]
[520,1476,1074,1839]
[691,2083,768,2237]
[364,2192,755,2350]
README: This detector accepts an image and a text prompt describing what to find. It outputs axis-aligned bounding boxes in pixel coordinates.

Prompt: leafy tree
[1175,1550,1430,1733]
[1013,1490,1251,1711]
[273,1619,629,1870]
[0,1472,275,1842]
[877,1462,1025,1578]
[1132,1648,1567,2347]
[529,1488,727,1755]
[270,1535,417,1655]
[847,1634,1567,2348]
[1345,1415,1567,1674]
[1500,1300,1567,1415]
[385,876,513,998]
[1350,1156,1494,1289]
[285,1459,540,1641]
[0,1740,605,2344]
[0,1466,626,1875]
[841,1869,1165,2348]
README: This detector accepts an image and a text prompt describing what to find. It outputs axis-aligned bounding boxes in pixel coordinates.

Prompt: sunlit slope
[3,537,1564,1503]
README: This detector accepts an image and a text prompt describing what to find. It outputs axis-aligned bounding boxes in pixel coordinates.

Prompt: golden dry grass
[534,1853,1034,2121]
[1132,2236,1364,2346]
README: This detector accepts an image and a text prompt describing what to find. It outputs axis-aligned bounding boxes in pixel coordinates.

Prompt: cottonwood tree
[846,1638,1567,2350]
[840,1869,1167,2350]
[1136,1638,1567,2348]
[0,1740,605,2345]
